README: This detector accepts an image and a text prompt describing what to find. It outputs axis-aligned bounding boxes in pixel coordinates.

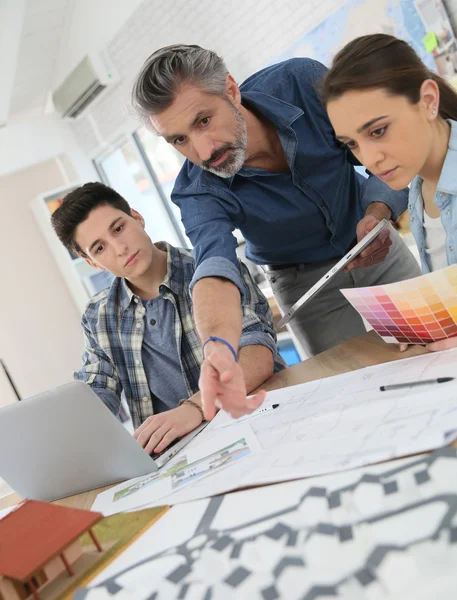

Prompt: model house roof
[0,499,103,582]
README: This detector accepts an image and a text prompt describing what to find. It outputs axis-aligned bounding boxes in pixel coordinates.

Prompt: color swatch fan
[341,265,457,344]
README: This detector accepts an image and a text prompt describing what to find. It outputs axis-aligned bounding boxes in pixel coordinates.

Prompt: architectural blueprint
[76,448,457,599]
[99,348,457,511]
[92,423,260,516]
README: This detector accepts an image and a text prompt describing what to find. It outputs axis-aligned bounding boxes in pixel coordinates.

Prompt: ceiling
[1,0,72,125]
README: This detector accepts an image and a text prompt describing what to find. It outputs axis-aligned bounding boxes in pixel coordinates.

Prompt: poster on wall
[273,0,457,87]
[415,0,457,85]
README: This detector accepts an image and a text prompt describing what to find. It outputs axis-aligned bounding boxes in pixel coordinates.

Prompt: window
[97,137,184,247]
[135,127,190,246]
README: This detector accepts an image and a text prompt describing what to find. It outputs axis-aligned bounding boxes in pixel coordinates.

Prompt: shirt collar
[224,90,303,185]
[116,242,186,313]
[241,90,303,128]
[158,241,187,296]
[410,118,457,202]
[437,118,457,195]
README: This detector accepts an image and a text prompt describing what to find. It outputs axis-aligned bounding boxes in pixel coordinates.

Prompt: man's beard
[200,104,247,178]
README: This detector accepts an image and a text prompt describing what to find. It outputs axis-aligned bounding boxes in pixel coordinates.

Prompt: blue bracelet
[202,336,238,363]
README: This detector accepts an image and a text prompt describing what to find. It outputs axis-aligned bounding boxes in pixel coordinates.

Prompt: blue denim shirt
[408,119,457,273]
[172,58,408,293]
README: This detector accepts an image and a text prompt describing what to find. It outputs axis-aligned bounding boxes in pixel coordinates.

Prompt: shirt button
[446,210,451,215]
[142,396,149,403]
[450,246,454,252]
[136,322,142,329]
[440,192,444,197]
[133,297,139,303]
[135,359,140,366]
[150,319,156,326]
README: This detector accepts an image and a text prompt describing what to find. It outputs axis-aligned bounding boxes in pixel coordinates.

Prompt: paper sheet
[77,448,457,600]
[124,348,457,509]
[92,422,260,515]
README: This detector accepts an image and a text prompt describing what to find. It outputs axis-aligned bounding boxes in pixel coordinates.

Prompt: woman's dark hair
[321,33,457,121]
[51,182,131,256]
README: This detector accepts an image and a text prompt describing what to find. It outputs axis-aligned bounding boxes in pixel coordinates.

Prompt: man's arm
[134,343,275,454]
[193,276,268,420]
[134,262,281,453]
[194,256,286,420]
[346,201,393,271]
[193,276,242,357]
[239,344,274,393]
[359,168,409,222]
[345,154,409,271]
[173,184,268,420]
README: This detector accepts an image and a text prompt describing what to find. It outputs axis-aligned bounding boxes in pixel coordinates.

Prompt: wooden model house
[0,500,103,600]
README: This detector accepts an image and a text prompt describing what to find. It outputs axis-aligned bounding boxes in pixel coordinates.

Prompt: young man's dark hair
[51,182,131,257]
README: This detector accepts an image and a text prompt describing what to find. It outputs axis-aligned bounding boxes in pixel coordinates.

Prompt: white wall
[53,0,145,88]
[0,114,98,404]
[0,114,98,180]
[0,156,84,399]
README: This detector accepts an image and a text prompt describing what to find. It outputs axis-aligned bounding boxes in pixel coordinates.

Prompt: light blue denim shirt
[409,119,457,273]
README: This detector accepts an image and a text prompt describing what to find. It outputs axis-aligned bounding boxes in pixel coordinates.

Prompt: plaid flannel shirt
[75,242,285,429]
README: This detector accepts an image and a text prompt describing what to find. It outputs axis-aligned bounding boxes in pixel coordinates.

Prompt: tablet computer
[277,219,390,328]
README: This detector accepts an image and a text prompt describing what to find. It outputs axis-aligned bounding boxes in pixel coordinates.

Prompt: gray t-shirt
[140,295,189,413]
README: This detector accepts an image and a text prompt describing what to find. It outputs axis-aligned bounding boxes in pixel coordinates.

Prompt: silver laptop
[0,381,206,502]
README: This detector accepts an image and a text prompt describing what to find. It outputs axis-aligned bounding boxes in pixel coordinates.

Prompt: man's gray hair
[131,44,229,124]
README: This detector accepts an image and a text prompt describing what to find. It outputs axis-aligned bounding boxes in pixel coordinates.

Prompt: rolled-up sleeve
[361,174,409,222]
[172,184,247,296]
[192,256,247,298]
[238,263,286,372]
[346,150,409,221]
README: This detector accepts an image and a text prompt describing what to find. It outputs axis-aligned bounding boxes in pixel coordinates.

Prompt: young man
[131,45,422,421]
[51,182,284,454]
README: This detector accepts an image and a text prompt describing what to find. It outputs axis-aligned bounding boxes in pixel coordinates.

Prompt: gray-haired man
[131,45,420,420]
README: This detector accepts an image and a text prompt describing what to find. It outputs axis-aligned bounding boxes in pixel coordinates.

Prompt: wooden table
[0,331,437,512]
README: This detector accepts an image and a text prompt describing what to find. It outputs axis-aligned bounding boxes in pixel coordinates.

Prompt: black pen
[221,403,280,428]
[238,403,280,422]
[380,377,454,392]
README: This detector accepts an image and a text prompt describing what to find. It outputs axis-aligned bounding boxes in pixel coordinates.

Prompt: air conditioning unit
[52,53,118,119]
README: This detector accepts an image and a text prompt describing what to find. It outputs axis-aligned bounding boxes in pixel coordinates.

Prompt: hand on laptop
[133,401,203,455]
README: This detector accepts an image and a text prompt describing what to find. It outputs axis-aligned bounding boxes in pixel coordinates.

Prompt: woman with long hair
[321,33,457,351]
